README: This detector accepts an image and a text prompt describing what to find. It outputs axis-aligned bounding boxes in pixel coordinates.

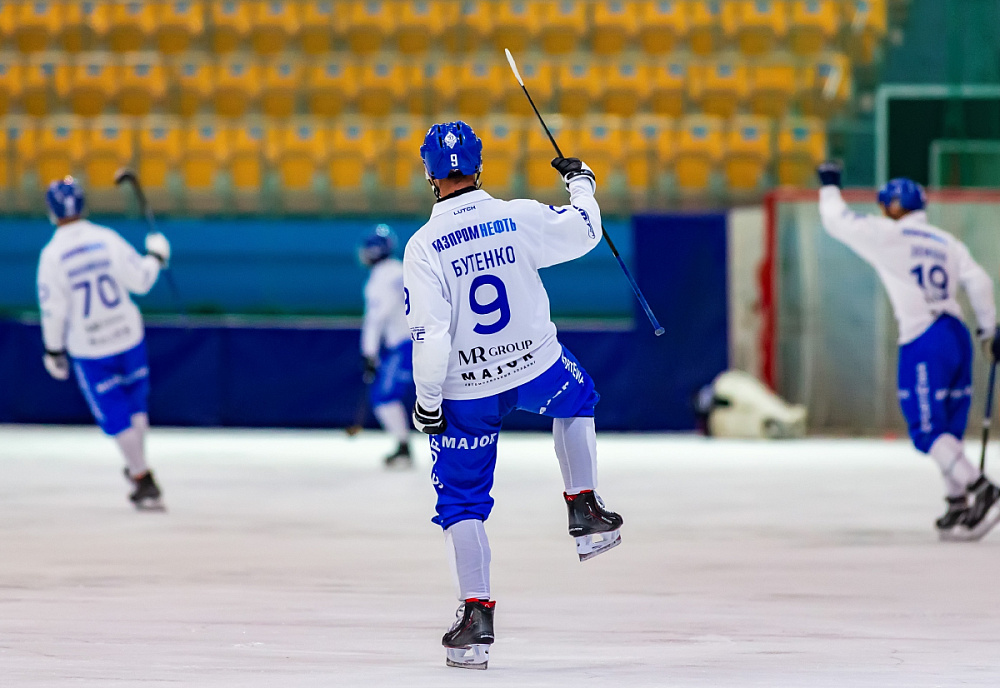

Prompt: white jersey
[361,257,410,358]
[37,219,162,359]
[819,186,995,344]
[403,180,602,409]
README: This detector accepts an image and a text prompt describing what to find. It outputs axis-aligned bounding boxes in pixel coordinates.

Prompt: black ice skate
[564,490,623,561]
[935,496,970,541]
[442,599,495,670]
[124,469,165,512]
[961,477,1000,541]
[384,441,412,470]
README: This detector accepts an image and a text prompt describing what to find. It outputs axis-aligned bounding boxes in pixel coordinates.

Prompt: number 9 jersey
[403,177,602,410]
[819,186,996,345]
[37,219,163,359]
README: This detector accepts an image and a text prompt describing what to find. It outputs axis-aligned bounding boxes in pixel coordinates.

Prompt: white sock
[928,434,980,497]
[445,519,491,601]
[373,401,410,444]
[115,413,150,478]
[553,417,597,495]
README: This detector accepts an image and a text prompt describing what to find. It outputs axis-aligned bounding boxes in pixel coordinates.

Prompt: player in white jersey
[403,121,622,670]
[36,177,171,510]
[358,223,414,468]
[817,162,1000,541]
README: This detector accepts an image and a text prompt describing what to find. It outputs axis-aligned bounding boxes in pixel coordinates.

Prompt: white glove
[43,350,70,380]
[145,232,171,267]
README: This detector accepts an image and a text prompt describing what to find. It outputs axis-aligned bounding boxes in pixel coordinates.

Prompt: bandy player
[37,177,171,510]
[817,162,1000,541]
[403,121,622,670]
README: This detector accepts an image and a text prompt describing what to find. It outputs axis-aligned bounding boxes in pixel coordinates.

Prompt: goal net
[762,189,1000,435]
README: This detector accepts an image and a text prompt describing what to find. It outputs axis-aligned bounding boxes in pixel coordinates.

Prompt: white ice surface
[1,426,999,687]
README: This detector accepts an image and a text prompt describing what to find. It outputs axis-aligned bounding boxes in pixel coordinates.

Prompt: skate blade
[133,498,166,512]
[445,644,489,670]
[575,530,621,562]
[938,526,972,542]
[384,457,414,471]
[965,503,1000,541]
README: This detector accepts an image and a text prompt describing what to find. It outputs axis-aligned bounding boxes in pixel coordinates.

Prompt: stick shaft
[980,361,997,472]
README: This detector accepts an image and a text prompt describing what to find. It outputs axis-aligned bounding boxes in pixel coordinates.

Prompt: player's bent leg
[442,518,494,669]
[371,344,413,468]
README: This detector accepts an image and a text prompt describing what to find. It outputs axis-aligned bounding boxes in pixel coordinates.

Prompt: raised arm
[403,240,453,413]
[109,231,162,296]
[538,159,603,269]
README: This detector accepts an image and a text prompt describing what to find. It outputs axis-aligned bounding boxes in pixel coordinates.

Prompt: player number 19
[910,263,949,301]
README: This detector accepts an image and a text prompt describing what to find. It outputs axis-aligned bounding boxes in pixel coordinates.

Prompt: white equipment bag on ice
[696,370,807,439]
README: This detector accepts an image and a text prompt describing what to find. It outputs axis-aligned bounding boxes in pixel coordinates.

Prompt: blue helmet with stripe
[45,176,86,223]
[359,223,397,266]
[877,178,926,212]
[419,121,483,181]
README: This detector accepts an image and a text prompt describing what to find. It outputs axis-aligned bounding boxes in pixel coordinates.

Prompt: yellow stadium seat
[0,55,21,116]
[722,0,788,57]
[602,61,652,118]
[637,1,688,56]
[21,53,60,116]
[625,115,675,190]
[592,1,640,55]
[777,117,826,186]
[155,1,205,54]
[575,117,625,189]
[357,59,408,117]
[674,115,723,192]
[61,1,112,52]
[557,60,603,117]
[789,0,839,55]
[0,4,15,47]
[20,117,86,188]
[398,62,430,115]
[213,57,263,118]
[393,1,455,54]
[490,0,542,54]
[343,0,394,55]
[266,120,327,191]
[0,124,9,190]
[84,118,134,189]
[136,117,182,192]
[845,0,887,64]
[723,116,773,191]
[799,52,851,116]
[117,53,167,116]
[451,0,491,53]
[747,56,798,117]
[684,0,721,55]
[689,58,748,118]
[209,0,252,53]
[477,117,522,195]
[249,1,300,55]
[182,121,228,190]
[453,60,506,118]
[11,1,62,53]
[107,1,157,52]
[173,55,214,117]
[299,1,341,55]
[229,121,265,191]
[648,59,687,117]
[328,120,381,191]
[54,53,118,117]
[261,58,303,118]
[501,57,554,115]
[306,57,358,117]
[537,1,587,55]
[380,118,426,190]
[525,119,573,192]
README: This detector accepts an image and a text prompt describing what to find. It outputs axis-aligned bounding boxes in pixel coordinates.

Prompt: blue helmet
[359,223,397,266]
[46,176,86,222]
[877,178,926,212]
[419,121,483,181]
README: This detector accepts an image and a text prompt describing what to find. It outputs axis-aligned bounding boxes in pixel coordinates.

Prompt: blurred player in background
[36,177,171,511]
[817,162,1000,541]
[358,223,413,468]
[403,121,623,670]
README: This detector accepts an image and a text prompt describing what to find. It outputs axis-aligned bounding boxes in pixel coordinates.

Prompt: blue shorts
[430,345,599,530]
[370,340,413,407]
[72,341,150,436]
[897,314,973,453]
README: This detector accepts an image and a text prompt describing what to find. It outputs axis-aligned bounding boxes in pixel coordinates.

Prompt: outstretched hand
[816,161,843,188]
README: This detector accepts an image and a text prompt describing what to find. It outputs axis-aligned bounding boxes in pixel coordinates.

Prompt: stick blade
[113,167,136,186]
[504,48,524,86]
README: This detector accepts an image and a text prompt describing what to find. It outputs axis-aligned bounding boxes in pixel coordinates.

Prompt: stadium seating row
[0,1,887,60]
[0,52,852,119]
[0,115,826,198]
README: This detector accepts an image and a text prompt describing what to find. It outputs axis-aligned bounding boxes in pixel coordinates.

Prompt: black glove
[816,161,843,188]
[361,356,378,385]
[551,157,596,189]
[43,349,69,380]
[413,403,447,435]
[991,325,1000,362]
